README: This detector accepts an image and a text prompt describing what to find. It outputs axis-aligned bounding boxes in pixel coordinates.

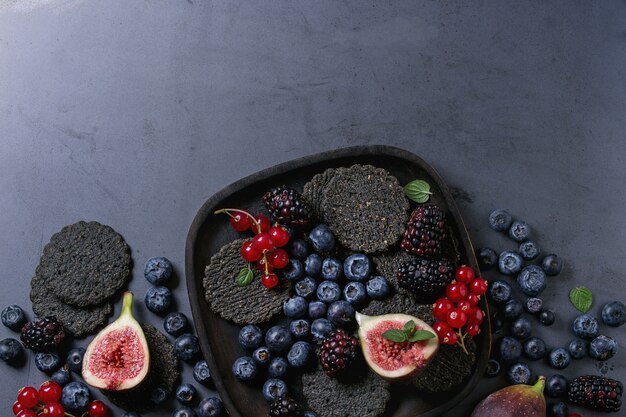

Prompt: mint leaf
[382,329,407,343]
[237,267,254,287]
[408,330,437,342]
[569,286,593,313]
[404,180,432,203]
[403,320,416,334]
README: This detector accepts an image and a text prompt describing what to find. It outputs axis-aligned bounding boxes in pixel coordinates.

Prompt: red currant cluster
[13,381,109,417]
[432,265,487,354]
[216,208,290,289]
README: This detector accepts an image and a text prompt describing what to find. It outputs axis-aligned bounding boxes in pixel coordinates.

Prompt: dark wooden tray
[185,145,491,417]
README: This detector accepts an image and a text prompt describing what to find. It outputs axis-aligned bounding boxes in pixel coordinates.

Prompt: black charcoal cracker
[362,293,434,325]
[36,221,131,307]
[373,251,418,293]
[413,337,476,393]
[302,167,337,220]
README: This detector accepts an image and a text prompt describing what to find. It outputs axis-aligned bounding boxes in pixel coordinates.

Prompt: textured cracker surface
[373,250,417,293]
[413,337,476,392]
[30,274,112,337]
[104,324,180,412]
[36,221,131,307]
[302,167,337,220]
[203,239,291,325]
[362,292,434,325]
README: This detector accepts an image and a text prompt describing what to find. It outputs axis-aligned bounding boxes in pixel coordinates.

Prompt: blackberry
[20,316,66,352]
[263,186,311,227]
[269,395,303,417]
[567,375,622,412]
[400,204,447,257]
[396,258,453,303]
[318,329,359,378]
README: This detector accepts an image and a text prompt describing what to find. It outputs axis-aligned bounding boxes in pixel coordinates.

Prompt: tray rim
[185,144,491,417]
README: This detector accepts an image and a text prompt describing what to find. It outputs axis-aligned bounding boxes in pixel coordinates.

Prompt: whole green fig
[471,376,546,417]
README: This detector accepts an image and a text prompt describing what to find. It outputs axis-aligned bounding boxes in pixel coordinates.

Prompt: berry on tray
[35,352,62,374]
[316,281,341,304]
[175,383,198,405]
[268,357,289,378]
[397,258,453,304]
[263,186,311,227]
[343,282,368,306]
[61,381,91,413]
[287,341,314,368]
[400,204,447,257]
[252,346,272,365]
[294,277,317,300]
[268,394,302,417]
[51,367,72,386]
[65,347,85,373]
[172,406,197,417]
[265,325,294,353]
[232,356,258,382]
[262,378,289,403]
[321,258,342,281]
[163,312,190,336]
[326,300,355,328]
[289,319,310,339]
[193,360,212,385]
[308,301,327,320]
[366,276,390,299]
[308,224,335,253]
[485,358,501,377]
[304,254,322,278]
[319,329,359,377]
[343,254,372,282]
[197,397,224,417]
[20,316,66,352]
[239,325,263,350]
[310,318,335,342]
[283,297,308,319]
[174,333,201,362]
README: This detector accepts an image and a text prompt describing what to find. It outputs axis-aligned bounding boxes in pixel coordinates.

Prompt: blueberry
[265,325,293,353]
[601,301,626,327]
[517,265,546,296]
[239,325,263,350]
[541,254,563,276]
[51,367,72,386]
[519,240,540,260]
[545,374,568,397]
[491,314,504,334]
[511,317,532,340]
[288,239,310,260]
[316,281,342,304]
[65,347,85,375]
[503,299,523,321]
[308,301,327,320]
[327,300,355,328]
[0,338,23,363]
[572,314,599,339]
[61,381,91,412]
[568,339,587,359]
[343,254,372,282]
[304,254,323,277]
[252,346,272,365]
[144,256,173,285]
[175,383,198,405]
[232,356,258,382]
[489,280,513,304]
[498,251,523,275]
[268,357,289,378]
[35,352,62,374]
[164,312,190,336]
[589,335,617,360]
[1,305,26,331]
[488,209,513,232]
[295,276,317,300]
[308,224,335,253]
[507,362,532,384]
[525,298,543,315]
[174,333,201,362]
[122,413,142,417]
[549,401,569,417]
[172,406,198,417]
[343,282,368,306]
[262,378,288,402]
[145,286,173,315]
[282,259,304,281]
[193,360,212,385]
[289,319,310,339]
[508,220,530,242]
[485,358,501,377]
[539,310,556,326]
[303,412,318,417]
[310,318,335,341]
[523,337,547,360]
[287,341,313,368]
[366,276,390,300]
[150,386,167,405]
[321,258,343,281]
[476,247,498,270]
[499,337,522,363]
[548,348,571,369]
[197,397,223,417]
[283,296,308,318]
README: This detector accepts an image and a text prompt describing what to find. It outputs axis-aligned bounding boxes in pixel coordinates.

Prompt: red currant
[12,401,25,415]
[467,307,485,325]
[446,309,468,328]
[470,278,488,295]
[457,300,472,312]
[466,324,481,336]
[229,212,252,232]
[253,233,275,253]
[455,265,475,284]
[268,226,290,247]
[432,321,452,338]
[256,257,274,273]
[87,400,110,417]
[38,381,62,404]
[467,293,480,306]
[268,248,289,269]
[17,387,38,409]
[568,414,583,417]
[446,283,469,302]
[240,240,262,262]
[432,298,454,321]
[254,215,271,233]
[43,403,65,417]
[16,411,37,417]
[441,329,458,345]
[261,273,279,289]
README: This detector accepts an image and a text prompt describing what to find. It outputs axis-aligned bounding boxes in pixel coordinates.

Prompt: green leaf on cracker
[237,267,254,287]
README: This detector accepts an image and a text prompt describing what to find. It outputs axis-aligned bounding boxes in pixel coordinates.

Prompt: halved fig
[82,292,150,391]
[355,312,439,382]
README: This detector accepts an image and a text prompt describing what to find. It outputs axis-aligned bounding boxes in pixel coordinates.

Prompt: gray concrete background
[1,1,625,416]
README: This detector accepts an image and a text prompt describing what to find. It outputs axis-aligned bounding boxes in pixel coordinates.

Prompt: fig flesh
[471,376,546,417]
[355,312,438,381]
[82,292,150,391]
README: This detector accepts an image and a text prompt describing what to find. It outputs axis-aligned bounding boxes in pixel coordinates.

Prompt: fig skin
[471,376,546,417]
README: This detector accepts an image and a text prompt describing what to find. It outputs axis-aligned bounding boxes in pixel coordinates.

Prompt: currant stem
[263,253,270,275]
[214,208,262,233]
[456,329,469,355]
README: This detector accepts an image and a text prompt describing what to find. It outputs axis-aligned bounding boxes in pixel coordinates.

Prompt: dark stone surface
[0,1,624,416]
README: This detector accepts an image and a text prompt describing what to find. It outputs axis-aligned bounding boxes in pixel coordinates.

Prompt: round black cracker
[317,165,409,253]
[30,274,112,337]
[203,239,291,325]
[302,167,337,220]
[104,324,180,412]
[36,221,131,307]
[302,365,390,417]
[362,293,434,325]
[414,337,476,393]
[373,250,418,293]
